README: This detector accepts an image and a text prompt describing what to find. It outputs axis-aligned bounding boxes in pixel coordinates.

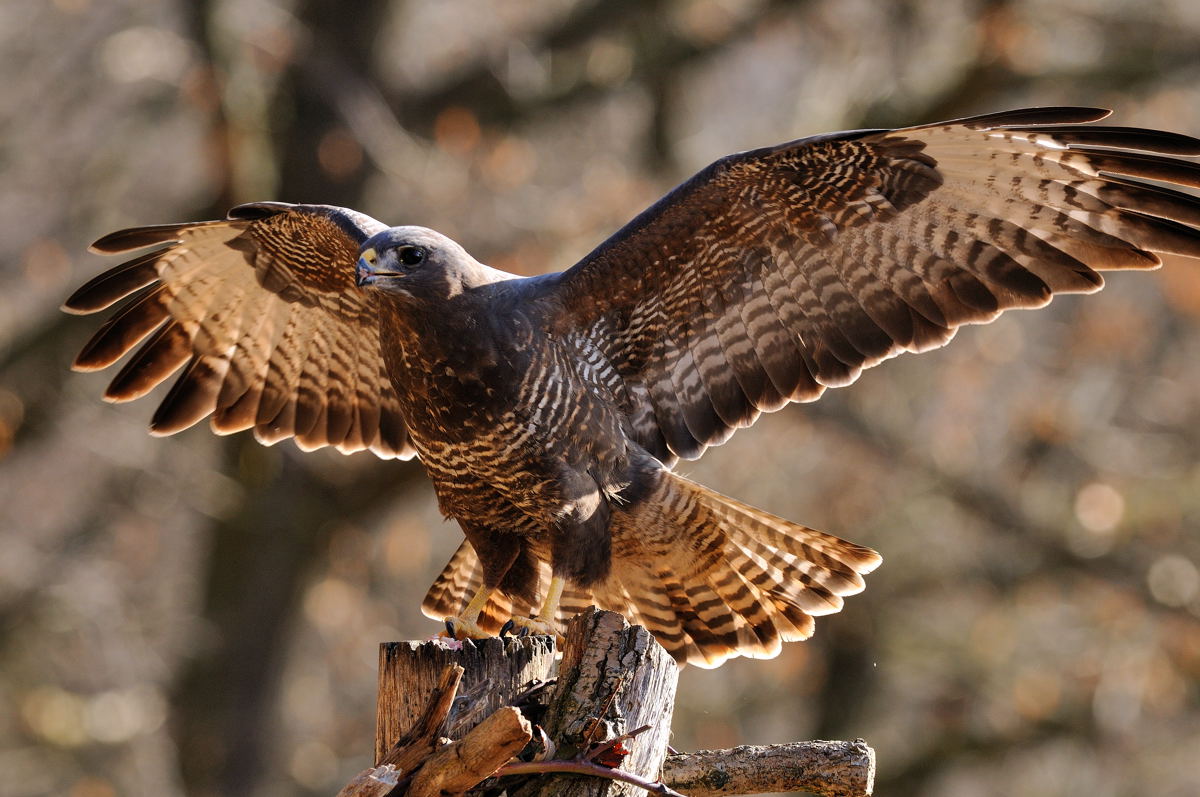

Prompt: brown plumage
[64,108,1200,666]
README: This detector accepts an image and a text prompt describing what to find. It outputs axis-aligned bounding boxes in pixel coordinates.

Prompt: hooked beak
[356,247,406,288]
[355,257,374,287]
[355,248,377,288]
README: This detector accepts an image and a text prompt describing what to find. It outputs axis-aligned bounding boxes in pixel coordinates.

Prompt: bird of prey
[65,107,1200,667]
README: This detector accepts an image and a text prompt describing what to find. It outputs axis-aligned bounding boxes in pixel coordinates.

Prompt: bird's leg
[441,583,494,640]
[509,574,565,642]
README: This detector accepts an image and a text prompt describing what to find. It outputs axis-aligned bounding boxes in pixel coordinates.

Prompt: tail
[421,470,880,668]
[591,470,881,667]
[421,539,596,633]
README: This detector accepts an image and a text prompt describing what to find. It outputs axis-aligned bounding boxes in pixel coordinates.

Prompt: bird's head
[356,227,487,302]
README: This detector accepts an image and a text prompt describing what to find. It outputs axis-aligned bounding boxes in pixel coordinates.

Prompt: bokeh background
[3,1,1200,795]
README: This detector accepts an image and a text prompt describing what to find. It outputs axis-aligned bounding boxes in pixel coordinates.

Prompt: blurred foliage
[2,1,1199,796]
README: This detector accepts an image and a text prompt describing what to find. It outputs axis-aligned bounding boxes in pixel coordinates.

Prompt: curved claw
[500,619,515,637]
[440,615,491,641]
[508,615,563,645]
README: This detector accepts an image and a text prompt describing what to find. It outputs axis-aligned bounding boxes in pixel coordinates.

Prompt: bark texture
[406,706,532,797]
[510,608,679,796]
[375,635,555,764]
[661,739,876,796]
[361,611,875,796]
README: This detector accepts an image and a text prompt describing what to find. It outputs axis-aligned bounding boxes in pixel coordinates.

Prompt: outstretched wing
[545,107,1200,464]
[64,202,415,459]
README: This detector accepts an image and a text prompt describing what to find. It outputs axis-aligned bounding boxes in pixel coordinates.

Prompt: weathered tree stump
[349,607,876,796]
[375,635,556,763]
[509,608,677,796]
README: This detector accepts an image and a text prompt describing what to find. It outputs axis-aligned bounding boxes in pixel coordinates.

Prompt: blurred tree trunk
[174,446,343,795]
[275,0,394,207]
[169,2,399,795]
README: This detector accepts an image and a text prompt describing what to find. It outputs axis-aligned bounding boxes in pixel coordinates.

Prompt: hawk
[65,107,1200,667]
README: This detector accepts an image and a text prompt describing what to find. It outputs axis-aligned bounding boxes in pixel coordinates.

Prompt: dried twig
[336,664,464,795]
[512,677,557,706]
[580,674,625,751]
[405,706,532,797]
[496,758,688,797]
[584,723,652,763]
[332,764,401,797]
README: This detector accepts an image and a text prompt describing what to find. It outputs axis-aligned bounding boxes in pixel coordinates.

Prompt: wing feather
[105,321,191,401]
[212,296,280,432]
[151,355,230,435]
[254,302,312,444]
[62,250,162,315]
[74,287,170,371]
[67,202,416,459]
[543,108,1200,462]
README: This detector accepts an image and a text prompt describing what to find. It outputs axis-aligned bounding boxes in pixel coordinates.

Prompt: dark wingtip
[954,106,1112,129]
[89,226,180,254]
[61,295,92,315]
[62,251,161,315]
[1045,126,1200,156]
[227,201,295,220]
[61,296,97,316]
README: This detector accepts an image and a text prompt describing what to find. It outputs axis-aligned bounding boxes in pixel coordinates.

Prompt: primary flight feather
[65,107,1200,666]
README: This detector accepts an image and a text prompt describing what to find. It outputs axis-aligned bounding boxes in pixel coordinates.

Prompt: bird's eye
[398,246,426,268]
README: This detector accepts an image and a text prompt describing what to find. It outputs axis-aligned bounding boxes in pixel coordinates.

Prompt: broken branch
[660,739,876,797]
[496,758,687,797]
[405,706,533,797]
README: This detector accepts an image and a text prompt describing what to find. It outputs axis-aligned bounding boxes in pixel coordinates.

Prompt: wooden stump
[375,635,556,764]
[357,609,876,796]
[509,608,678,796]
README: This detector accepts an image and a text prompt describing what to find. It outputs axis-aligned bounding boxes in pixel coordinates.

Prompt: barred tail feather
[421,541,595,632]
[420,541,531,633]
[599,470,880,667]
[421,541,486,623]
[420,471,880,668]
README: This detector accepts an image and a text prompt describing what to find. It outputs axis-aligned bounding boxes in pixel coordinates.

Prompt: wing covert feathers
[549,107,1200,465]
[66,203,415,459]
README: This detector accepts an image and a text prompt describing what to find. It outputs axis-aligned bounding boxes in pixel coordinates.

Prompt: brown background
[1,1,1199,795]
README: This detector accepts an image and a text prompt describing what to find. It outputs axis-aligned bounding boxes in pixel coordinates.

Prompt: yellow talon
[509,575,566,644]
[508,615,560,639]
[439,584,494,640]
[441,615,491,640]
[438,577,566,645]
